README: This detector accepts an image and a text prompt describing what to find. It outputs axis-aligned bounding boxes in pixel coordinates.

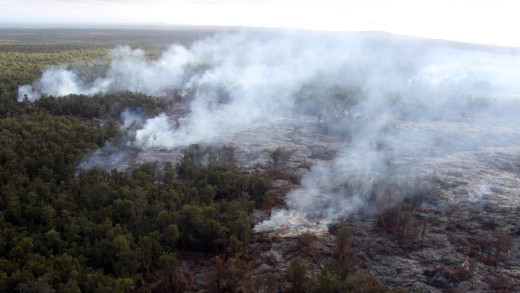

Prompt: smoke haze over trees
[18,29,520,226]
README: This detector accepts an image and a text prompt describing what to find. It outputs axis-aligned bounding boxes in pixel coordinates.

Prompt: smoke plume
[18,29,520,227]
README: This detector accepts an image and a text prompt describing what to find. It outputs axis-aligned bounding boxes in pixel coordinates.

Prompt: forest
[0,30,256,291]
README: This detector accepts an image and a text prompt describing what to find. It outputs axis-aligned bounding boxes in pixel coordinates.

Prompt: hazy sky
[1,0,518,47]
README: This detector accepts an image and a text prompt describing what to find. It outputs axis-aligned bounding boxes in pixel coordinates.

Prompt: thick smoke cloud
[19,66,85,101]
[19,30,520,227]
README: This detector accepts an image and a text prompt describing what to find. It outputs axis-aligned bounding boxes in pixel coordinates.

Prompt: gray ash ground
[135,109,348,174]
[249,147,520,292]
[242,115,520,291]
[347,149,520,292]
[118,102,520,292]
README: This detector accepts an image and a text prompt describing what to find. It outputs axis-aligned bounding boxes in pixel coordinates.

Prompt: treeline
[34,92,169,120]
[0,47,110,104]
[0,38,168,116]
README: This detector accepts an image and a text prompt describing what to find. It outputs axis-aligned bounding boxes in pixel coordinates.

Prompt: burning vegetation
[3,28,520,292]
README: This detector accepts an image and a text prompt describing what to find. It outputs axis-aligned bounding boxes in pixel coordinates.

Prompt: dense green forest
[0,34,276,292]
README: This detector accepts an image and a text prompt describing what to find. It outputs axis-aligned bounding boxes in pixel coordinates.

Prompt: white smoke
[18,66,86,101]
[18,29,520,227]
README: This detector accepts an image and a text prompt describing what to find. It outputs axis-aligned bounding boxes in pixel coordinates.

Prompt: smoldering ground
[19,29,520,228]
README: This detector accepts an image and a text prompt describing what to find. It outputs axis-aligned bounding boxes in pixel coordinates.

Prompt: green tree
[270,147,283,174]
[158,252,178,291]
[336,225,353,261]
[289,258,308,293]
[254,273,278,293]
